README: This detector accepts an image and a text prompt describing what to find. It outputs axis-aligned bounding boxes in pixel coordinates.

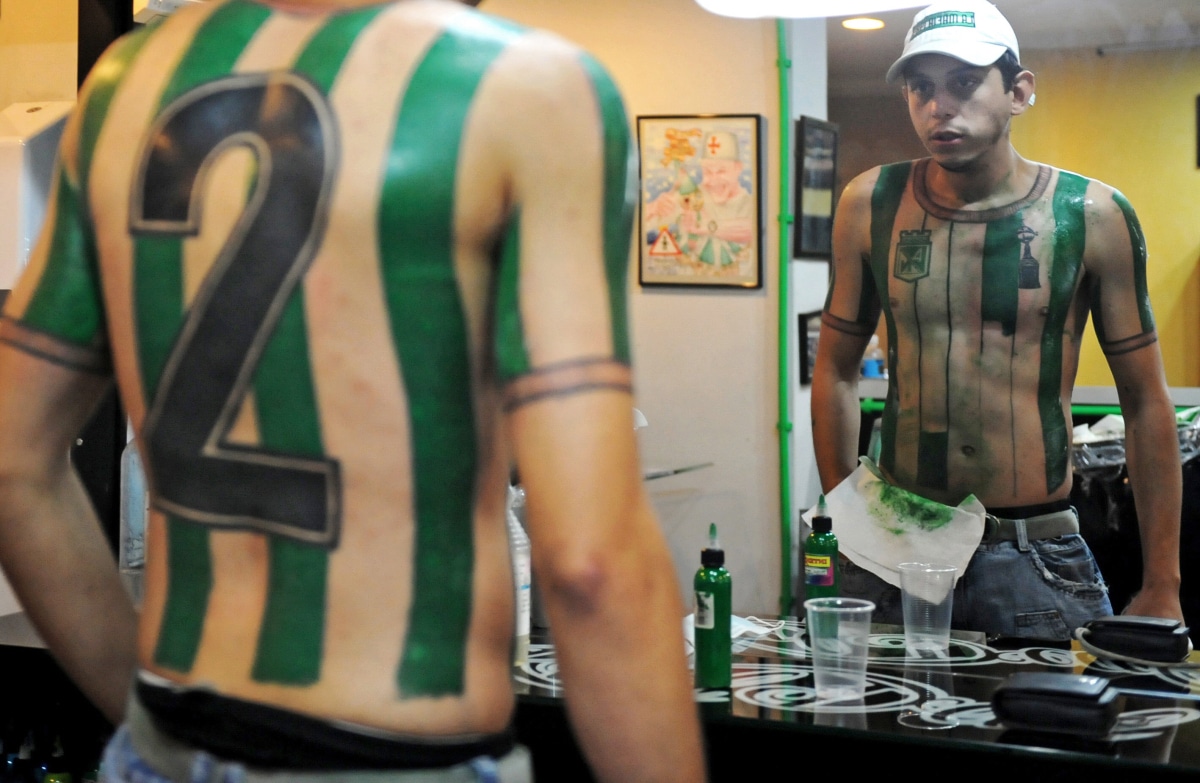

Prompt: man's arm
[1108,346,1183,619]
[811,172,879,492]
[1086,185,1182,621]
[492,36,704,783]
[509,387,704,783]
[0,341,137,722]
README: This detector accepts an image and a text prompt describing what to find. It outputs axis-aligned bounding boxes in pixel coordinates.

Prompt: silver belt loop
[1014,518,1031,552]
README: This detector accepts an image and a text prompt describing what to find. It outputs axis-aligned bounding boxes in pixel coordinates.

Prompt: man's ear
[1011,70,1036,116]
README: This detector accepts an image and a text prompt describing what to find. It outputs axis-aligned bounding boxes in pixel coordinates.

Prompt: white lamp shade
[694,0,925,18]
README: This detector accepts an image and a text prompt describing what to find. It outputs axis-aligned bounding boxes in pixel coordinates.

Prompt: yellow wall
[0,0,77,108]
[1012,47,1200,388]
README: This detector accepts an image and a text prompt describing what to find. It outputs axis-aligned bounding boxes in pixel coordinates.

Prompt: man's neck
[924,145,1040,212]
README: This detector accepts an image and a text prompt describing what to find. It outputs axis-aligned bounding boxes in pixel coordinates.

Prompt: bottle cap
[701,523,725,567]
[812,494,832,533]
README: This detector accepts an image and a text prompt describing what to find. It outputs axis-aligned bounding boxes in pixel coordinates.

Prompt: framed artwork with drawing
[637,114,763,288]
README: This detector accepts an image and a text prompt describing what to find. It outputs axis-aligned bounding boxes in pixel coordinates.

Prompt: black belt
[983,499,1077,543]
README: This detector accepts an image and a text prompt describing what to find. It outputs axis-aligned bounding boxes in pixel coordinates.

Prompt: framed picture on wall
[798,311,821,386]
[637,114,764,288]
[794,116,838,259]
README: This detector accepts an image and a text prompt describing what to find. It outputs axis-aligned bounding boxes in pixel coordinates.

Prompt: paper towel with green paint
[801,457,986,589]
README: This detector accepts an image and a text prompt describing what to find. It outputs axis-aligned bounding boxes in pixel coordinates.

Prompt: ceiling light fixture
[843,17,886,31]
[694,0,923,19]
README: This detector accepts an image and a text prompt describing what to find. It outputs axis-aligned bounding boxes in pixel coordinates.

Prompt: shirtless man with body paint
[0,1,705,780]
[812,0,1182,639]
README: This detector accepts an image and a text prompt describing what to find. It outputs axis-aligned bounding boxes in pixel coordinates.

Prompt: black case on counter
[991,673,1123,738]
[1082,616,1192,663]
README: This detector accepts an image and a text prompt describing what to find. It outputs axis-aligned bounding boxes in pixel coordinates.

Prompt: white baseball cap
[885,0,1020,83]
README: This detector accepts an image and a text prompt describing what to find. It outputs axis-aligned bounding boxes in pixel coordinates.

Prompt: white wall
[786,18,830,598]
[488,0,826,616]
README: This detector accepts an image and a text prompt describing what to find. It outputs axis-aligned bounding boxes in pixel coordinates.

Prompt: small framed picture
[637,114,764,288]
[794,116,838,259]
[798,311,821,386]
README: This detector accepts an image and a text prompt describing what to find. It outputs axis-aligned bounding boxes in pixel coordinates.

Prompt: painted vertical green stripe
[1040,172,1088,494]
[869,162,910,476]
[493,215,525,376]
[134,237,184,398]
[78,25,157,196]
[580,53,634,365]
[916,430,949,490]
[1111,190,1154,333]
[21,169,105,345]
[252,538,327,683]
[152,518,213,670]
[26,24,158,348]
[245,3,382,687]
[250,293,327,684]
[292,5,384,93]
[981,213,1022,336]
[379,20,521,697]
[158,0,272,106]
[146,0,271,673]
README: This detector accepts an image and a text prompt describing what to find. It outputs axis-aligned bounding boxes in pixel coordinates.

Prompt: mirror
[827,0,1200,389]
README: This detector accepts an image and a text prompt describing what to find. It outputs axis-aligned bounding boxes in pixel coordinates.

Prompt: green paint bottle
[804,495,839,600]
[694,523,732,690]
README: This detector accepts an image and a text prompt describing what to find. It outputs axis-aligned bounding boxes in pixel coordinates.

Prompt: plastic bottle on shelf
[803,495,839,601]
[862,335,887,379]
[693,523,732,690]
[506,485,532,667]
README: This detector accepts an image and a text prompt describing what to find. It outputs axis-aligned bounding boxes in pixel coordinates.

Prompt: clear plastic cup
[804,597,875,701]
[898,562,958,659]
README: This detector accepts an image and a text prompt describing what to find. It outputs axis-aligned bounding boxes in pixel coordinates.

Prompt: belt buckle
[983,514,1000,541]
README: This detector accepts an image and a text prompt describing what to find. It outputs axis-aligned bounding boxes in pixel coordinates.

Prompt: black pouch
[991,673,1122,738]
[1081,615,1192,663]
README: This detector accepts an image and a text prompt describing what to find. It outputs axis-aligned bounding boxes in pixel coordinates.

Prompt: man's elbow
[535,536,677,619]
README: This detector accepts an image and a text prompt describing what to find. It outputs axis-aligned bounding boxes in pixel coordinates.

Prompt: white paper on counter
[801,458,985,590]
[682,614,786,651]
[0,570,22,617]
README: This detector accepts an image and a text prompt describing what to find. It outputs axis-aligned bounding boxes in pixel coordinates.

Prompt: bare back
[2,0,634,739]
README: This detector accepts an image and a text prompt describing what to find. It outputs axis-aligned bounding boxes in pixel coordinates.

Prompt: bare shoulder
[484,29,614,117]
[841,165,884,208]
[1072,171,1144,270]
[831,165,884,261]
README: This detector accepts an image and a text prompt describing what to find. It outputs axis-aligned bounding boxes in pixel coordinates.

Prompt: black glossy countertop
[514,619,1200,777]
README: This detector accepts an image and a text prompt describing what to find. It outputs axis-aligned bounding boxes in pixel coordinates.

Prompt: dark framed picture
[637,114,764,288]
[794,116,838,259]
[798,311,821,386]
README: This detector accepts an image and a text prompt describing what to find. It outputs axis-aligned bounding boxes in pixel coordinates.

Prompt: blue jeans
[101,696,533,783]
[839,533,1113,640]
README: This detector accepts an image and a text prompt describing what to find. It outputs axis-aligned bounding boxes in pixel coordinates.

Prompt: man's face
[699,159,744,204]
[902,54,1014,173]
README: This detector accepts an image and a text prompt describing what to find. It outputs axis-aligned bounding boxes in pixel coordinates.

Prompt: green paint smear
[871,484,954,534]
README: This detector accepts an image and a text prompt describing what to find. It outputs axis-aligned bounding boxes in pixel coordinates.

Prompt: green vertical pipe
[775,20,794,617]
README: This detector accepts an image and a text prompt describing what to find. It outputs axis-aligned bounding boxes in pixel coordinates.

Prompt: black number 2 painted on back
[130,72,342,547]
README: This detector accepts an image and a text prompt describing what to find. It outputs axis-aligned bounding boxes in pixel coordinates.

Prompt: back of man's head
[885,0,1020,84]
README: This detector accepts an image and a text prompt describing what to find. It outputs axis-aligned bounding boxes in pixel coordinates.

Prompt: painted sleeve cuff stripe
[0,317,112,375]
[1100,330,1157,357]
[821,311,876,337]
[502,356,632,412]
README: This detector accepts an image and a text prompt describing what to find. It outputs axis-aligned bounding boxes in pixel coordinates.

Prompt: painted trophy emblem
[1017,225,1041,289]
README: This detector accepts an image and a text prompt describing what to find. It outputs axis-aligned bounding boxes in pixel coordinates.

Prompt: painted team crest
[894,229,932,282]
